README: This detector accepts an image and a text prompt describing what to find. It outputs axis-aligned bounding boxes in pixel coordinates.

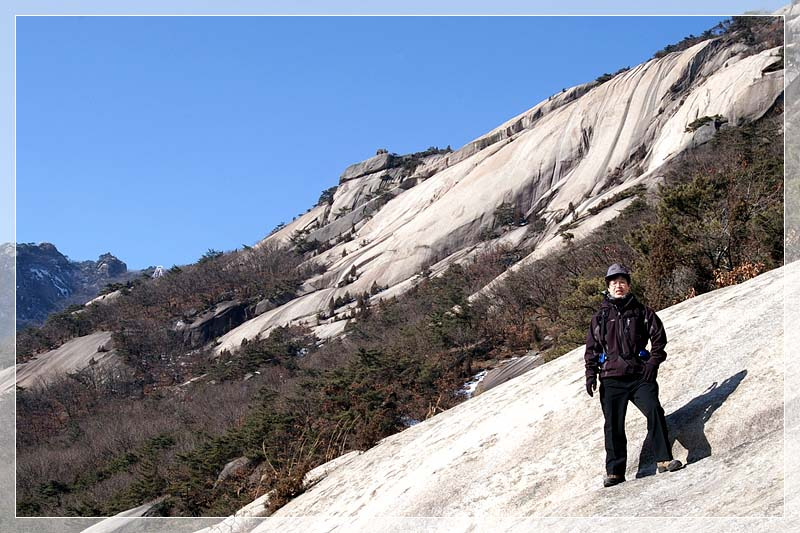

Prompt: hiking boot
[657,459,684,473]
[603,474,625,487]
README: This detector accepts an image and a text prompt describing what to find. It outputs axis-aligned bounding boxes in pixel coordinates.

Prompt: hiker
[584,263,683,487]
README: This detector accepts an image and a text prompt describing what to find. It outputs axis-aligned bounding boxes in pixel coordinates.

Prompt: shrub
[713,261,765,289]
[652,16,782,60]
[631,114,783,307]
[588,184,646,215]
[595,67,629,84]
[317,186,337,206]
[198,249,224,264]
[685,115,726,133]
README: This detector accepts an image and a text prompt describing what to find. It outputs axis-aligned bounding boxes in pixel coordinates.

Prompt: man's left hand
[643,363,658,383]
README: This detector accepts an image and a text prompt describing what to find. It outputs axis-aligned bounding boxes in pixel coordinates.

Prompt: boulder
[192,492,274,533]
[97,336,114,353]
[214,456,253,488]
[254,299,275,316]
[187,452,365,533]
[248,462,273,486]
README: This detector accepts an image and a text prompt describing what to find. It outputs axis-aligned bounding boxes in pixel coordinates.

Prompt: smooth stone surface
[15,331,117,390]
[474,353,543,396]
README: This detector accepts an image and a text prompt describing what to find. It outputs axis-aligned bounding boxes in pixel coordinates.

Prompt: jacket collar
[602,292,637,311]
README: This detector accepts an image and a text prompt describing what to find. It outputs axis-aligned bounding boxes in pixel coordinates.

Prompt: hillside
[85,259,796,532]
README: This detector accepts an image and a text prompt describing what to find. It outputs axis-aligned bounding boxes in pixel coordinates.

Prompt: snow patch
[400,415,421,427]
[459,370,488,398]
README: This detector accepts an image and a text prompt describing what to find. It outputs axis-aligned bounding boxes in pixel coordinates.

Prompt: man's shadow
[635,369,747,478]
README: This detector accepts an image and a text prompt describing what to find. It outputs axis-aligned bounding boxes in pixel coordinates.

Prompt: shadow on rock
[635,369,747,478]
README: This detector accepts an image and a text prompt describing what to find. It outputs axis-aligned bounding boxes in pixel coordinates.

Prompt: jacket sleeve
[645,307,668,367]
[584,312,602,377]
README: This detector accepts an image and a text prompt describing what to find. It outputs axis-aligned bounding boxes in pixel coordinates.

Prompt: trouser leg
[600,378,629,476]
[631,378,673,463]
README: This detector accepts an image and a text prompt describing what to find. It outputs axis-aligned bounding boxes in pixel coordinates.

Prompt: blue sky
[13,14,770,269]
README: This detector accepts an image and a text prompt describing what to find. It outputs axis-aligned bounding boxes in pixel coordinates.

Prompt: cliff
[216,37,784,354]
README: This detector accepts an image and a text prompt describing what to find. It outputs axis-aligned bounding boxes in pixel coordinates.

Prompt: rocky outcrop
[14,331,118,390]
[199,260,794,531]
[473,353,543,396]
[96,253,127,277]
[85,290,122,307]
[177,301,249,349]
[271,150,449,256]
[192,493,273,533]
[339,153,397,183]
[220,36,784,355]
[15,243,137,329]
[16,243,75,328]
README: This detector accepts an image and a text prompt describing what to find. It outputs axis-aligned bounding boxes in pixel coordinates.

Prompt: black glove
[643,363,658,383]
[586,375,597,397]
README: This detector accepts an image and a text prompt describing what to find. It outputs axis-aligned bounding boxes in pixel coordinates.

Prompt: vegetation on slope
[651,16,783,59]
[16,243,321,367]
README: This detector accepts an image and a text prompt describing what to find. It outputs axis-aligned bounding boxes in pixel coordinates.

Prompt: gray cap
[605,263,631,284]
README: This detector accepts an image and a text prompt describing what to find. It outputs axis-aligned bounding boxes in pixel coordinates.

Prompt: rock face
[96,253,127,277]
[13,331,118,391]
[177,300,249,349]
[15,243,75,328]
[473,353,543,396]
[216,36,784,355]
[199,261,794,532]
[339,152,397,183]
[302,450,363,489]
[15,243,136,329]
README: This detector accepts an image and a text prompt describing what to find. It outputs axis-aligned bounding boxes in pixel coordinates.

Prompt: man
[585,263,683,487]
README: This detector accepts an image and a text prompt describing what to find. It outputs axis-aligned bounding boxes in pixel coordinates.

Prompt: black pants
[600,375,673,476]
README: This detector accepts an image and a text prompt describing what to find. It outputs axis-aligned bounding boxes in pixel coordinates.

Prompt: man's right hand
[586,375,597,397]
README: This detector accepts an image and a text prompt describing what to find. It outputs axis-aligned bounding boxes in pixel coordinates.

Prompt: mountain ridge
[12,242,137,330]
[213,37,783,354]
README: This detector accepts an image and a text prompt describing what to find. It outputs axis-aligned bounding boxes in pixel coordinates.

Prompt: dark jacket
[584,293,667,379]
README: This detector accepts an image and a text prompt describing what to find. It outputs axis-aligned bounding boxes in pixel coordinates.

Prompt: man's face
[608,276,630,298]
